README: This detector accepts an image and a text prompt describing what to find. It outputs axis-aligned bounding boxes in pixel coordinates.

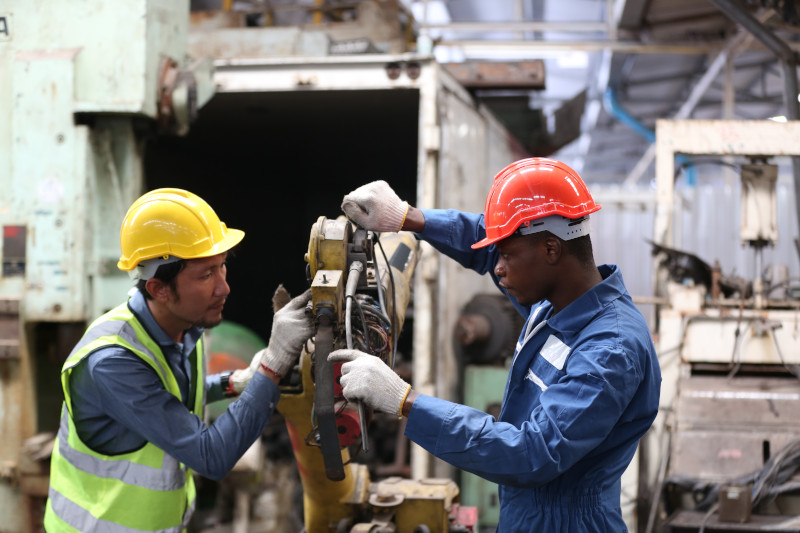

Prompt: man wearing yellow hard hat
[44,189,313,532]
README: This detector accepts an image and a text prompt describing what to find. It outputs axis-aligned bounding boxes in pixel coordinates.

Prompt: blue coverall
[404,209,662,532]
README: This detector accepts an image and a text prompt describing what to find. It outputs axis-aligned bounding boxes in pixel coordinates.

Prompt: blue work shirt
[405,209,661,532]
[68,288,279,480]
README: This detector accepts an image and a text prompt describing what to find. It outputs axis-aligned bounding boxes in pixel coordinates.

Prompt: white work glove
[230,347,267,394]
[328,349,411,417]
[341,180,409,233]
[230,289,313,391]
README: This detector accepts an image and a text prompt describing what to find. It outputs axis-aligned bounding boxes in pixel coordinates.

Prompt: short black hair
[136,260,186,300]
[564,234,595,267]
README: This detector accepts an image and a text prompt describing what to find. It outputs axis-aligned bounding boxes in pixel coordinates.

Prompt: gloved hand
[341,180,409,232]
[328,349,411,417]
[230,348,267,394]
[230,289,313,391]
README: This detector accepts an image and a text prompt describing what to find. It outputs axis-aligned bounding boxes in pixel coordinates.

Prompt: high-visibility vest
[44,301,206,532]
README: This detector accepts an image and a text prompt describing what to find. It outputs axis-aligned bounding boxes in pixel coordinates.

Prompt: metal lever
[346,261,369,452]
[314,314,345,481]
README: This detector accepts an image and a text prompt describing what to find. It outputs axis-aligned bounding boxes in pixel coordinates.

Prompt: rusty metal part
[335,404,362,448]
[369,491,405,508]
[156,56,199,135]
[0,297,20,359]
[443,60,546,90]
[454,313,491,346]
[670,375,800,481]
[365,477,462,533]
[272,284,292,312]
[453,294,524,366]
[375,418,411,479]
[718,483,753,523]
[157,57,180,131]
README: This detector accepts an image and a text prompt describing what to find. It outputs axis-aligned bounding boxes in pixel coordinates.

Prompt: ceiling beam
[420,21,610,33]
[621,11,772,186]
[616,0,651,30]
[435,40,715,54]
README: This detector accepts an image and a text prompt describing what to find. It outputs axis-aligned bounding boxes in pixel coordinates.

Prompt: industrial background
[2,0,800,531]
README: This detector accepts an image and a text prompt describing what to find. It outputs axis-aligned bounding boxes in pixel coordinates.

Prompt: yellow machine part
[310,269,345,325]
[305,216,350,280]
[280,217,429,532]
[365,477,462,533]
[277,348,370,532]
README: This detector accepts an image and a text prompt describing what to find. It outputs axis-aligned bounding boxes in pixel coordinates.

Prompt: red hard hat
[471,158,601,249]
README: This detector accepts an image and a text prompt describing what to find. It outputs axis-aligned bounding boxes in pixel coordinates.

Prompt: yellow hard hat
[117,188,244,271]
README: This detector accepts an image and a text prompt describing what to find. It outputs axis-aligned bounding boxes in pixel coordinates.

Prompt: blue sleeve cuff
[238,371,280,412]
[404,394,457,455]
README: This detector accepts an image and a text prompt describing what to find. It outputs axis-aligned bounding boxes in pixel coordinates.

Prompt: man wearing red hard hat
[331,158,661,532]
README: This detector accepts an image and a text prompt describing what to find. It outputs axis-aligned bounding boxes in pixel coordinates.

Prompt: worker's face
[167,253,231,330]
[493,233,553,306]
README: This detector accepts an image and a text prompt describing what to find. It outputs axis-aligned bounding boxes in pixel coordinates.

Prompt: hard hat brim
[471,234,500,249]
[117,228,245,271]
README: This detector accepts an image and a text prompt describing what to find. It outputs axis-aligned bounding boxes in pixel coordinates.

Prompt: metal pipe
[344,261,369,453]
[604,88,655,143]
[605,88,697,184]
[344,261,363,352]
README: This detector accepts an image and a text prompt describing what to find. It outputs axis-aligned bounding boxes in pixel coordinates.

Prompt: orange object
[472,158,601,249]
[207,351,249,374]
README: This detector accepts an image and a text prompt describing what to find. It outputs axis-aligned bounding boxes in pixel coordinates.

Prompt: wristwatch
[220,371,238,398]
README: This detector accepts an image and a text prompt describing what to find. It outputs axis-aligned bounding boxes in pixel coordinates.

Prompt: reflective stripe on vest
[46,484,195,533]
[44,301,204,532]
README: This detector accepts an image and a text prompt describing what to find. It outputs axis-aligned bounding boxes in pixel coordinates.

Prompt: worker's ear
[145,278,173,302]
[542,234,563,265]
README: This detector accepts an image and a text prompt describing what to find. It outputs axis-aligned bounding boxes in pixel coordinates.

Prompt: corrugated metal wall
[675,179,800,281]
[589,173,799,329]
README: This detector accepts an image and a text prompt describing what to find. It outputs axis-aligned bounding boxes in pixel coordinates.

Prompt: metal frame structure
[647,118,800,532]
[654,119,800,248]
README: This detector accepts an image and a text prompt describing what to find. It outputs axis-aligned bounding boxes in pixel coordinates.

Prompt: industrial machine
[1,1,522,529]
[644,120,800,532]
[277,216,477,533]
[0,1,215,529]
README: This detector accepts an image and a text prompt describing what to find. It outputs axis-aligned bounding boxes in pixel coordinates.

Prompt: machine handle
[313,316,346,481]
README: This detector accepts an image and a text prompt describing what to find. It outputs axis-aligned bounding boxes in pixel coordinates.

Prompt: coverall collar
[545,264,625,336]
